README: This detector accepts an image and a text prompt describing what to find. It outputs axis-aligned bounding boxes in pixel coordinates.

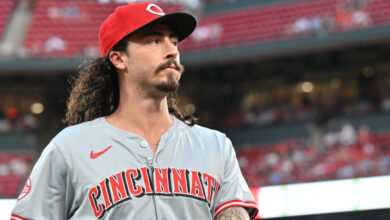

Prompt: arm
[216,206,250,220]
[213,136,258,220]
[11,142,72,220]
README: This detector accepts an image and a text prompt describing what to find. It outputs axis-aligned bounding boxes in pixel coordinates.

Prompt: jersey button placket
[141,141,158,220]
[140,140,154,167]
[146,157,153,166]
[140,141,148,148]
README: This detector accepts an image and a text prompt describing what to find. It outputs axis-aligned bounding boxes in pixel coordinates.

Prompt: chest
[72,135,223,175]
[66,135,224,219]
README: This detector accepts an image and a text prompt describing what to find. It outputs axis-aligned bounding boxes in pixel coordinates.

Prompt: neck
[108,95,173,132]
[105,74,174,148]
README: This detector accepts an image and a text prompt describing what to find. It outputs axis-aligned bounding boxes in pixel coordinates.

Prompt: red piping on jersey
[214,200,259,220]
[11,213,28,220]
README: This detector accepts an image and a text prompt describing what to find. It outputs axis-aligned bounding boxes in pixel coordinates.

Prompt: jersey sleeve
[11,141,74,220]
[213,137,259,220]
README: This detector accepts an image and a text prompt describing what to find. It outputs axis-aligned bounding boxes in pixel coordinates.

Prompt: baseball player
[11,2,258,220]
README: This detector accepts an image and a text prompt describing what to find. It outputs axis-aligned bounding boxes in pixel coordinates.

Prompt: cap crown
[99,2,166,56]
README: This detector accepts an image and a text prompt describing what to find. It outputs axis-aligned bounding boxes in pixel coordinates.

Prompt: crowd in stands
[0,109,36,198]
[0,109,39,133]
[286,0,373,38]
[19,0,184,58]
[9,0,388,58]
[0,153,32,198]
[221,91,390,130]
[237,125,390,187]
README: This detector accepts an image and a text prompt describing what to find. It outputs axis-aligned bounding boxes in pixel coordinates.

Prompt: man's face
[123,23,184,97]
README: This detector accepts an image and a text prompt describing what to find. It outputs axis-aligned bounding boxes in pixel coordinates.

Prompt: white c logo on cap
[146,4,165,16]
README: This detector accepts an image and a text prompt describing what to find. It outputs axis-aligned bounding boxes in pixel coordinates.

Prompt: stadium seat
[0,152,33,198]
[23,0,180,58]
[0,0,17,40]
[22,0,390,57]
[236,131,390,187]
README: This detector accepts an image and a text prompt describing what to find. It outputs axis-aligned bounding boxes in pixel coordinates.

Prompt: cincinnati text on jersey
[88,167,220,218]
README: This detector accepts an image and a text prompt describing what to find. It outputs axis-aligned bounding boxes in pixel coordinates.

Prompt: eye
[150,38,160,44]
[171,41,178,47]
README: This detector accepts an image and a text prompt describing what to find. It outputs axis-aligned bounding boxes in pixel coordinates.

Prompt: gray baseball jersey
[11,116,258,220]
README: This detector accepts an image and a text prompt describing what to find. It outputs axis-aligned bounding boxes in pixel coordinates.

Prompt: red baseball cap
[99,2,197,56]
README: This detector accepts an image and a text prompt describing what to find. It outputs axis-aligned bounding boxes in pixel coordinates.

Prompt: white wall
[0,199,16,219]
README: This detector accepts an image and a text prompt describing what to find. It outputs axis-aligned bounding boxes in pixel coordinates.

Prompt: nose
[164,39,179,60]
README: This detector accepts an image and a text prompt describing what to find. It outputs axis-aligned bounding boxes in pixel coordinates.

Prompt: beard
[154,60,184,93]
[155,73,180,92]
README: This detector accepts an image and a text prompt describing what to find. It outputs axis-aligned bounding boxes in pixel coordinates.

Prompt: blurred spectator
[6,107,19,120]
[0,163,10,176]
[339,122,356,146]
[291,17,311,36]
[0,153,33,198]
[0,111,11,132]
[47,5,81,19]
[83,46,100,57]
[9,158,29,176]
[237,129,390,187]
[0,111,40,133]
[15,114,39,131]
[191,23,223,42]
[381,97,390,112]
[334,0,372,30]
[44,36,66,54]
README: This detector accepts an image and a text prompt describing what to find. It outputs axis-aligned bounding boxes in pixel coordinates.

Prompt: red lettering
[172,168,188,194]
[140,167,153,194]
[214,180,220,201]
[125,169,143,196]
[108,172,128,204]
[88,186,104,218]
[202,173,215,203]
[190,171,205,199]
[154,168,170,194]
[99,179,113,209]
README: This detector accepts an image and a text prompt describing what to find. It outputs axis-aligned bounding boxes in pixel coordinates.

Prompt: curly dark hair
[64,36,197,126]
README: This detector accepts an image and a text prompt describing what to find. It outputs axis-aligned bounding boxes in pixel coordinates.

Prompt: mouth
[156,60,183,74]
[165,65,179,71]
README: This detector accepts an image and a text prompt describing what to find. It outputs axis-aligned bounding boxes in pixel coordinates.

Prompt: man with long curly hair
[11,2,258,220]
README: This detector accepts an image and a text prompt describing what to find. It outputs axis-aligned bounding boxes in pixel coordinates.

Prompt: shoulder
[179,119,229,140]
[53,117,104,141]
[47,117,106,152]
[176,119,234,152]
[40,118,108,166]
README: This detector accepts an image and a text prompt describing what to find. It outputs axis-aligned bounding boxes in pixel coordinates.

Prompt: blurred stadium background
[1,0,390,219]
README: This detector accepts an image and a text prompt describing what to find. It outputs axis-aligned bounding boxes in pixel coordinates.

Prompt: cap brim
[133,12,197,42]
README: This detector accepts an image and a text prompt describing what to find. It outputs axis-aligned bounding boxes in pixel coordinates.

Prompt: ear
[109,51,127,70]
